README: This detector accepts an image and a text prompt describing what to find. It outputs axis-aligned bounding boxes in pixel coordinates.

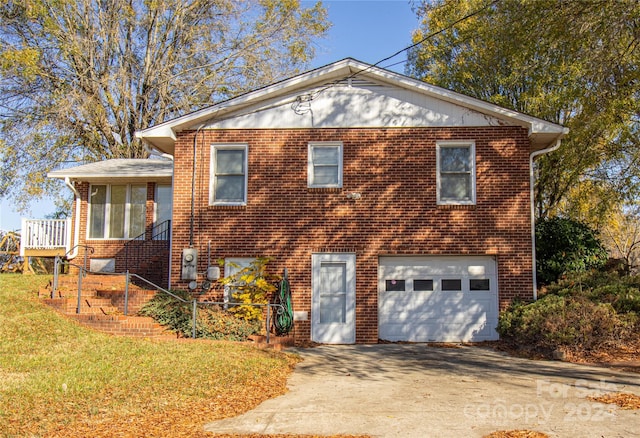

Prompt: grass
[0,274,299,437]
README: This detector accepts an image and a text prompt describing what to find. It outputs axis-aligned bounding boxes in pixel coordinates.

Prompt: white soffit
[136,58,568,155]
[47,158,173,183]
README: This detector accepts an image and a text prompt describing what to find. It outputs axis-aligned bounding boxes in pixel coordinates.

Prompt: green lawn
[0,275,298,437]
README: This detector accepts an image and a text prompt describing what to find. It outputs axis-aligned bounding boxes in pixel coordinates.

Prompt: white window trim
[87,183,147,240]
[209,143,248,206]
[308,142,343,188]
[436,140,476,205]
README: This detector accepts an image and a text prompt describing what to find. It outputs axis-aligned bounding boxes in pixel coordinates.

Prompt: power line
[295,0,501,109]
[368,0,500,72]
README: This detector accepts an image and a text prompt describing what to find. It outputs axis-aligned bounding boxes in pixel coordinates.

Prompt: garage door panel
[381,320,493,342]
[379,295,493,325]
[378,256,499,342]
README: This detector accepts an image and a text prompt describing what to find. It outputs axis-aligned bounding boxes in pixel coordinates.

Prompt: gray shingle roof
[48,158,173,182]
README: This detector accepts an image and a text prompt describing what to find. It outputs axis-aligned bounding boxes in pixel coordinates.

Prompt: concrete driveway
[205,344,640,437]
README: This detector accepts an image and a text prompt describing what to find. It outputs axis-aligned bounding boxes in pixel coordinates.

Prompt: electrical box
[181,248,198,281]
[207,266,220,281]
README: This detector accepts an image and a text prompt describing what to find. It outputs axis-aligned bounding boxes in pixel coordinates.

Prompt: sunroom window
[89,184,147,239]
[437,141,476,205]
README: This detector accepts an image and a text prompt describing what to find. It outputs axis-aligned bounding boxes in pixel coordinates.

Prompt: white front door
[311,253,356,344]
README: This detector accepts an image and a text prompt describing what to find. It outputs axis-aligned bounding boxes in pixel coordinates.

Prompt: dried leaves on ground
[483,431,550,438]
[210,435,370,438]
[588,392,640,410]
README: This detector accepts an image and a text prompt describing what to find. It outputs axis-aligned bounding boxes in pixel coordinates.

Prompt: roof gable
[137,58,568,155]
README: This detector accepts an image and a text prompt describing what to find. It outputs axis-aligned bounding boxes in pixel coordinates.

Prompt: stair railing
[52,244,94,300]
[124,220,171,281]
[126,272,284,343]
[51,258,285,343]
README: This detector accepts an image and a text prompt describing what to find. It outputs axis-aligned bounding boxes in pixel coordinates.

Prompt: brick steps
[70,314,167,337]
[41,274,168,338]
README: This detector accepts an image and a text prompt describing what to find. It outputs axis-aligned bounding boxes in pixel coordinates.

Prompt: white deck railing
[20,218,72,256]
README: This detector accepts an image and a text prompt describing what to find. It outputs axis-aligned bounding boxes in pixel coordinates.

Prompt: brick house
[46,59,567,344]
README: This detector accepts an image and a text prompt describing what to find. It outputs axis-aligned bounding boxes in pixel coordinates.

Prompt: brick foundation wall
[170,127,534,343]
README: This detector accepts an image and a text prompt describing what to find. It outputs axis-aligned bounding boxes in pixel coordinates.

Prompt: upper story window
[436,141,476,205]
[210,144,248,205]
[308,142,343,188]
[89,184,147,239]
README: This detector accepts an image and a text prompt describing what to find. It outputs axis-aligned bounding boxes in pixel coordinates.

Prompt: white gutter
[64,177,81,260]
[143,143,174,160]
[529,140,561,300]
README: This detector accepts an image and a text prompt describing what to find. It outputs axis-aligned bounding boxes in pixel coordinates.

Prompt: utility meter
[181,248,198,281]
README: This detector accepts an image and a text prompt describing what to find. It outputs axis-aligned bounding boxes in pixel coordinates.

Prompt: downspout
[529,140,561,300]
[64,177,81,260]
[190,124,205,247]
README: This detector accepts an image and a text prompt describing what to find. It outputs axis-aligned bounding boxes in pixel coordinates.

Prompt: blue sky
[310,0,419,71]
[0,0,418,232]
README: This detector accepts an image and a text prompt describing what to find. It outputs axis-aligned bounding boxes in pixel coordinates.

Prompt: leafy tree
[0,0,329,211]
[535,217,608,286]
[407,0,640,221]
[599,205,640,274]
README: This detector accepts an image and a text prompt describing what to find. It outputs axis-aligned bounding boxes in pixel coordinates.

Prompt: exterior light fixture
[346,192,362,200]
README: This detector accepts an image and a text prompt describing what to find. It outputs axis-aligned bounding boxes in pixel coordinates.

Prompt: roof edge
[136,58,569,154]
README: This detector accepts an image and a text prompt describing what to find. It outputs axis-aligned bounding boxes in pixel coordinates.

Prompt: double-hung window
[89,184,147,239]
[436,141,476,205]
[308,142,343,188]
[210,144,248,205]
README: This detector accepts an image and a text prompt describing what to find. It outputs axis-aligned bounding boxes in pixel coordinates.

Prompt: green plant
[498,293,635,356]
[138,289,193,335]
[545,271,640,313]
[218,257,278,321]
[536,217,609,285]
[139,290,261,341]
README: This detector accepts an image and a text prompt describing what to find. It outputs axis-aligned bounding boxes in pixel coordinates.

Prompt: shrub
[139,290,261,341]
[194,307,262,341]
[138,289,193,335]
[545,271,640,313]
[497,294,634,355]
[536,217,608,286]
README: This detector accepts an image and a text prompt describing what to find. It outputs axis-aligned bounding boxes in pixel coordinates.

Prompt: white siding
[204,82,504,130]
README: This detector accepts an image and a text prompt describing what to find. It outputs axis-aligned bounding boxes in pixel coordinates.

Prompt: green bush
[138,289,193,335]
[545,271,640,313]
[497,294,633,355]
[536,217,608,286]
[139,290,261,341]
[500,271,640,357]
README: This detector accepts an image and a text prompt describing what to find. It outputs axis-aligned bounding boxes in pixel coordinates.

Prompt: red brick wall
[170,127,534,343]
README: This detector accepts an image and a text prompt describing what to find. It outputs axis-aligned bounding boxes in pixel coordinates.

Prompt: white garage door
[378,256,499,342]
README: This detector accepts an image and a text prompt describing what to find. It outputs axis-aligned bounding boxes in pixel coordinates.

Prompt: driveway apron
[204,344,640,437]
